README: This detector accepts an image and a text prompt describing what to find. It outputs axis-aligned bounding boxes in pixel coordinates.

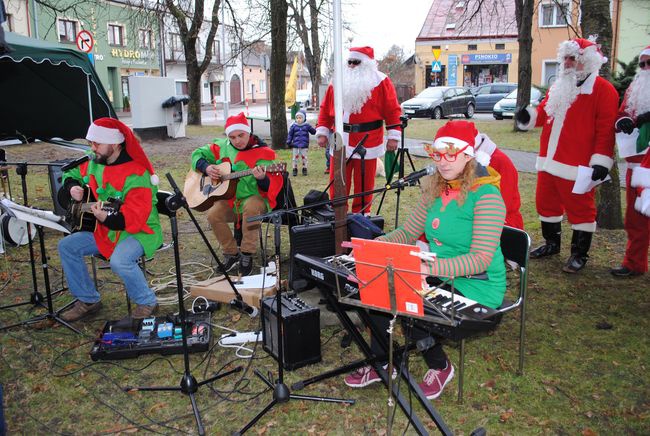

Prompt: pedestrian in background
[287,109,315,176]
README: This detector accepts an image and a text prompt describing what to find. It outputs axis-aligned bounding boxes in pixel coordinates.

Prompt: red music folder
[351,237,424,317]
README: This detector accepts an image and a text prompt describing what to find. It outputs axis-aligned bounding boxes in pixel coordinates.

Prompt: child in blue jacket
[287,109,316,176]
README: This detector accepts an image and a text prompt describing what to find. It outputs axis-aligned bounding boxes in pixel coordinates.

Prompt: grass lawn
[0,126,647,435]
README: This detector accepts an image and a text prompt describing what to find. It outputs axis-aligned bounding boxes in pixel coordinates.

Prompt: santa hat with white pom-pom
[86,117,159,185]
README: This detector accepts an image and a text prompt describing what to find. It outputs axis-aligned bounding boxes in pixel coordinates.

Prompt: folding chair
[457,225,530,402]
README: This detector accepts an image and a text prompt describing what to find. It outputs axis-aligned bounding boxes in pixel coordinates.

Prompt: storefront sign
[461,53,512,64]
[448,55,458,86]
[111,48,157,66]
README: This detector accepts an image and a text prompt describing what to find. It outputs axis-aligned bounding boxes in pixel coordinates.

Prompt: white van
[296,89,312,109]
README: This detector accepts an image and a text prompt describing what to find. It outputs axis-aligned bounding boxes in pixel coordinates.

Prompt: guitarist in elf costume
[191,112,283,276]
[58,118,162,322]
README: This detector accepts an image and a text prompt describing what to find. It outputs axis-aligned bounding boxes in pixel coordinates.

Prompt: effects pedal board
[89,312,211,361]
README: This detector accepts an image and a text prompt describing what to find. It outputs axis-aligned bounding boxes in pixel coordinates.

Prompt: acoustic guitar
[64,189,123,232]
[183,161,286,211]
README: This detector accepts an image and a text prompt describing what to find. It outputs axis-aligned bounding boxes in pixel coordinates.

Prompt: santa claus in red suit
[610,45,650,278]
[516,37,619,273]
[474,133,524,230]
[316,46,402,213]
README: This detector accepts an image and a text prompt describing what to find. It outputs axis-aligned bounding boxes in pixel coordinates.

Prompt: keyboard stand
[292,282,453,436]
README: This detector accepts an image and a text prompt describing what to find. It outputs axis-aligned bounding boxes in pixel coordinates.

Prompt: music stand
[0,198,80,334]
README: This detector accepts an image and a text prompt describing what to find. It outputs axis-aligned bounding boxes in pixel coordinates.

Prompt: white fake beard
[545,68,579,119]
[342,63,377,114]
[625,69,650,116]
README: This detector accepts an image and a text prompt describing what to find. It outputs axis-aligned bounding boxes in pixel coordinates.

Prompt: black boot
[562,230,593,273]
[530,222,562,259]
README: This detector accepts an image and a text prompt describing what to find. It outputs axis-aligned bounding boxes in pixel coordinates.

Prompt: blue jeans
[57,232,156,306]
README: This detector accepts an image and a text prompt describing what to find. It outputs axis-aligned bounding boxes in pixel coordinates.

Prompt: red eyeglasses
[424,143,469,162]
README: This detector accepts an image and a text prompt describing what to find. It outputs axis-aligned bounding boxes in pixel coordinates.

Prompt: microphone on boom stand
[386,165,436,189]
[60,154,91,172]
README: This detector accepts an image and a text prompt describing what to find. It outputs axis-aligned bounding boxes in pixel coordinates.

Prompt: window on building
[540,1,569,27]
[495,43,505,50]
[169,33,183,53]
[230,42,239,57]
[543,61,559,86]
[445,23,456,30]
[260,80,266,93]
[214,81,222,97]
[57,19,77,43]
[247,79,253,93]
[468,44,477,51]
[138,29,153,49]
[214,40,221,63]
[431,45,441,50]
[108,24,125,46]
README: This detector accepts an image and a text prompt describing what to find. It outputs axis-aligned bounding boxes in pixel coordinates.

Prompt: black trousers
[368,311,448,370]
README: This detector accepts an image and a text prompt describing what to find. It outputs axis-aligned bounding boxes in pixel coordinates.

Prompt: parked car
[492,87,544,120]
[401,86,476,119]
[296,89,313,109]
[472,82,517,112]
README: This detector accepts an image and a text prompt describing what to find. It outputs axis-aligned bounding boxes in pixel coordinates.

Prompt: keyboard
[293,254,501,339]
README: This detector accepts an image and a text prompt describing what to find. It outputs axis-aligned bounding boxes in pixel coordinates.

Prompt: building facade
[612,0,650,70]
[414,0,518,92]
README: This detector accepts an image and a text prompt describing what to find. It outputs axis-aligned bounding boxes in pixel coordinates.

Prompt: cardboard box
[189,274,278,309]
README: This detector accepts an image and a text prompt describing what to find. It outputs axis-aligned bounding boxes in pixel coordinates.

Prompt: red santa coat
[316,71,402,160]
[631,151,650,216]
[522,74,618,180]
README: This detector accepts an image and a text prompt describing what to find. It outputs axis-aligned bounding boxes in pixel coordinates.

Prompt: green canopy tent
[0,32,116,142]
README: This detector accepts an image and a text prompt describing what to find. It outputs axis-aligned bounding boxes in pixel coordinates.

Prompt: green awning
[0,32,116,142]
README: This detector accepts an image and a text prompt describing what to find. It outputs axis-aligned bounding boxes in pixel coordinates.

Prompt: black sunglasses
[639,61,650,69]
[347,59,361,66]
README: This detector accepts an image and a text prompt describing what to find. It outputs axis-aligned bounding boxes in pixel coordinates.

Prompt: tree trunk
[308,0,322,106]
[270,0,288,148]
[581,0,624,229]
[514,0,534,132]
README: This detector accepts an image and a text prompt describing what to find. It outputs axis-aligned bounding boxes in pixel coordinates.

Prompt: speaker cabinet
[261,294,321,370]
[48,159,73,216]
[288,215,384,292]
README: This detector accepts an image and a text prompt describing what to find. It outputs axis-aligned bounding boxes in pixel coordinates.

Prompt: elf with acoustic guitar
[189,112,283,276]
[57,118,162,322]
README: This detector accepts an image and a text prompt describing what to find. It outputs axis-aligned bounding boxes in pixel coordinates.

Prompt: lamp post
[220,5,229,120]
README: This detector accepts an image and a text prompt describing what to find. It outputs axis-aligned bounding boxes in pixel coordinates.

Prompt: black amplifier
[261,294,321,370]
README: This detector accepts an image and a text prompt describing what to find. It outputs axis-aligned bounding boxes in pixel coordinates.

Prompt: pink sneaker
[419,361,455,399]
[344,365,397,388]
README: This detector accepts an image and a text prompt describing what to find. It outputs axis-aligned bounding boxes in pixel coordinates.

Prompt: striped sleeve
[425,193,505,277]
[376,197,429,245]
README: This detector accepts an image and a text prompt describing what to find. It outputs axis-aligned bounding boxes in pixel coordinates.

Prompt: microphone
[387,165,436,189]
[61,154,91,172]
[230,298,258,318]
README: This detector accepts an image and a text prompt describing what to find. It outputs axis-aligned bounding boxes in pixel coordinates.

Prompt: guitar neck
[222,165,276,181]
[79,201,105,212]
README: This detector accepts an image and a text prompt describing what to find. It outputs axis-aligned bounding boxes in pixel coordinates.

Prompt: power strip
[219,331,263,345]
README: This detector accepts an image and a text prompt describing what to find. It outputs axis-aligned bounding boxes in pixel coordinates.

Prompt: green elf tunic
[62,153,162,260]
[191,136,283,213]
[379,167,507,308]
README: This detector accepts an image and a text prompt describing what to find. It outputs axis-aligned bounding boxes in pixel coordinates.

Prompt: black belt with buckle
[343,120,384,133]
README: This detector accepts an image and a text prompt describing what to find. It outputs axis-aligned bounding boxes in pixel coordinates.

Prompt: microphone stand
[236,209,354,435]
[124,174,243,436]
[376,116,418,226]
[0,161,68,313]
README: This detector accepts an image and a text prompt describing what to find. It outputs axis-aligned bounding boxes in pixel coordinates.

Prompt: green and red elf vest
[62,157,162,259]
[191,136,283,213]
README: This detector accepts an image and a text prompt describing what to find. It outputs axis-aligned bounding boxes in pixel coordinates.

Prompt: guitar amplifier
[261,294,321,370]
[288,215,384,292]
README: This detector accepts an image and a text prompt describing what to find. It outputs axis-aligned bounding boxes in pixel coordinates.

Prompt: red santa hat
[86,117,159,185]
[348,46,375,62]
[557,36,607,72]
[429,120,478,158]
[225,112,251,136]
[640,45,650,58]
